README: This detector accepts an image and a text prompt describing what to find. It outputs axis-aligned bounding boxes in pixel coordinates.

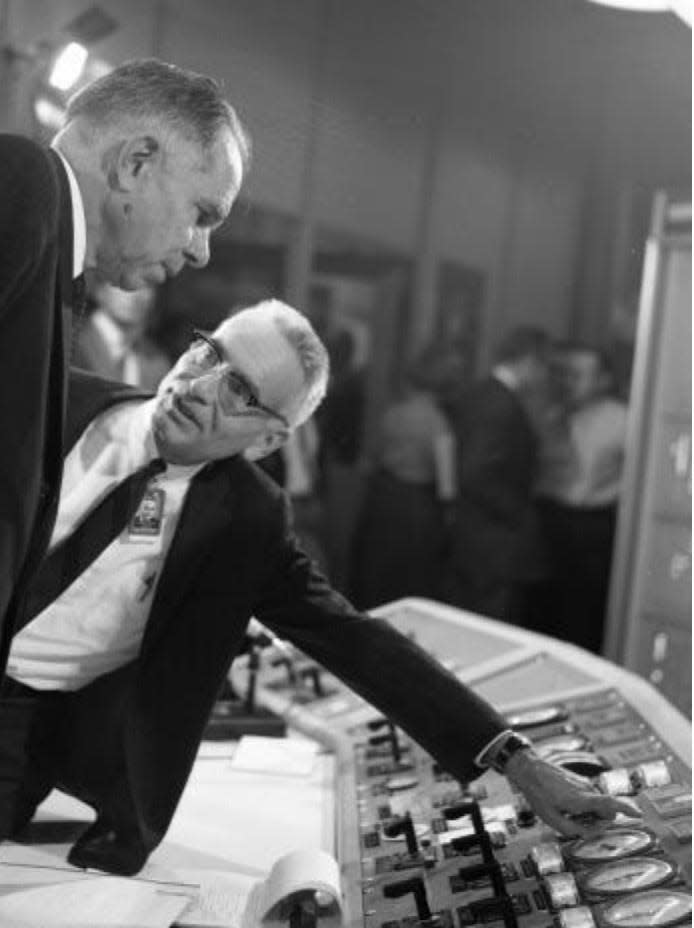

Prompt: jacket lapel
[141,462,236,656]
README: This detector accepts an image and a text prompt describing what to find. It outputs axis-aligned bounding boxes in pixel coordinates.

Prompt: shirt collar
[51,146,86,278]
[127,398,205,480]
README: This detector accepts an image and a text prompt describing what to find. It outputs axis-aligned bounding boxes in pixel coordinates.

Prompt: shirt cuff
[474,729,518,769]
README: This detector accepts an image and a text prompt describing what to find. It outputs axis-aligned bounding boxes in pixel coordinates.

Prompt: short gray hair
[66,58,251,169]
[231,300,330,426]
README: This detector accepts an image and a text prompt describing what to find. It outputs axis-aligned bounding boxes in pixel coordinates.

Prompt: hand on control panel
[504,748,642,837]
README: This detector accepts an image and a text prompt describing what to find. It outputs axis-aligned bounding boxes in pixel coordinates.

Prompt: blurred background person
[444,326,551,627]
[535,343,628,653]
[316,328,368,592]
[73,283,172,389]
[351,344,457,608]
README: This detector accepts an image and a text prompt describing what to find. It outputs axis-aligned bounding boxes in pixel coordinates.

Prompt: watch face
[506,706,566,728]
[569,828,654,863]
[601,890,692,928]
[583,857,675,895]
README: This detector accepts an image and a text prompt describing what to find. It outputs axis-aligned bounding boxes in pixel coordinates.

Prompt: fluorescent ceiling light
[49,42,88,91]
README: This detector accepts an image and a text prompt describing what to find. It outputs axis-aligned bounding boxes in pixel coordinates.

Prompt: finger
[540,805,582,837]
[612,797,643,818]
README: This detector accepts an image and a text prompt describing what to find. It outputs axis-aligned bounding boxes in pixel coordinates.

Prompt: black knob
[383,876,432,922]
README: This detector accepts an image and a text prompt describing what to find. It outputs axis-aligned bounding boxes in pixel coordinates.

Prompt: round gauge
[569,828,654,863]
[506,705,566,728]
[536,734,589,758]
[583,857,675,896]
[602,889,692,928]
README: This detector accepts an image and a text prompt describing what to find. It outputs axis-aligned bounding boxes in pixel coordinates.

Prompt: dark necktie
[20,459,166,627]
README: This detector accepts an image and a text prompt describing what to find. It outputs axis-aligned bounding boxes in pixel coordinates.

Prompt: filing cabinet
[605,193,692,716]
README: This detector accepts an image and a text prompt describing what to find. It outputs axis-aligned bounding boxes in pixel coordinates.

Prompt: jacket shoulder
[0,135,61,236]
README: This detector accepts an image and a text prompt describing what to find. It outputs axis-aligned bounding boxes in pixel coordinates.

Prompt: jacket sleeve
[252,495,507,783]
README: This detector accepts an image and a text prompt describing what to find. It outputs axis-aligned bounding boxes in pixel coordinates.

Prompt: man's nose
[183,228,210,269]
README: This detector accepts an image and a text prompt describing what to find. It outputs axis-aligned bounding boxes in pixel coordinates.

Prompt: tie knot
[147,458,167,478]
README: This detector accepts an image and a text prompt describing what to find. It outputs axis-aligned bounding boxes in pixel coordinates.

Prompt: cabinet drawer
[633,614,692,718]
[651,419,692,517]
[639,519,691,616]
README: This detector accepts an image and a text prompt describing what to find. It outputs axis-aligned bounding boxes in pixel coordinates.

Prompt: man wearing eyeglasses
[0,300,638,877]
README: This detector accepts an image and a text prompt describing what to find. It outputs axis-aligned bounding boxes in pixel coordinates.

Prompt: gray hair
[231,300,330,427]
[66,58,251,169]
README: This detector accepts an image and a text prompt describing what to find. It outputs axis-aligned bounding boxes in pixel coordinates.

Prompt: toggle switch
[300,666,325,697]
[383,813,419,856]
[368,724,402,763]
[271,655,298,686]
[457,860,504,892]
[382,876,432,922]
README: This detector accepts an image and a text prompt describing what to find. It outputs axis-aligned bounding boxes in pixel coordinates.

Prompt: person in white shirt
[0,302,637,876]
[536,344,629,652]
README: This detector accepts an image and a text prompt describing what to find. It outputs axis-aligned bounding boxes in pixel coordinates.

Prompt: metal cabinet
[605,194,692,716]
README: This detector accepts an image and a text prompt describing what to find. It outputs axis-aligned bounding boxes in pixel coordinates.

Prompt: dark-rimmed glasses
[187,329,289,427]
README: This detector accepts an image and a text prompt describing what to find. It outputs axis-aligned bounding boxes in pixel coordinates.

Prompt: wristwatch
[488,731,533,773]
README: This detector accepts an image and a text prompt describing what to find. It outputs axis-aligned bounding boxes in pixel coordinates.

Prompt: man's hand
[504,749,642,837]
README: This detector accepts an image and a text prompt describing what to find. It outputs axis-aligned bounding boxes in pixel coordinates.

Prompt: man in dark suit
[0,302,635,875]
[0,59,250,677]
[447,327,551,626]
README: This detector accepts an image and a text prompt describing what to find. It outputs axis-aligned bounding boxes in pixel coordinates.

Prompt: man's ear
[107,136,160,192]
[244,426,290,462]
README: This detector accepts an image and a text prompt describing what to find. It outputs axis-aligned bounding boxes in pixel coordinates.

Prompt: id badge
[128,487,166,541]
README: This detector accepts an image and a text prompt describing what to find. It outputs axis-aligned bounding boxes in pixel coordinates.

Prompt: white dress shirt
[8,401,202,690]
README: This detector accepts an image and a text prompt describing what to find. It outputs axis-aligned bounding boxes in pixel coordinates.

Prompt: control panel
[348,691,691,928]
[229,599,692,928]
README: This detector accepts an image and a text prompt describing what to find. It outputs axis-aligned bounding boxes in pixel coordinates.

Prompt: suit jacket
[451,376,546,585]
[53,370,506,855]
[0,135,75,674]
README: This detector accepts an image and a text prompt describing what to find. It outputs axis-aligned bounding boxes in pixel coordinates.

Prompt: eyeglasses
[187,330,289,427]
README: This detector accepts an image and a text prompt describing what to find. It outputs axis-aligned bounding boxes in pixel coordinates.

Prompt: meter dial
[536,734,589,759]
[601,889,692,928]
[506,705,567,728]
[583,857,675,896]
[569,828,654,863]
